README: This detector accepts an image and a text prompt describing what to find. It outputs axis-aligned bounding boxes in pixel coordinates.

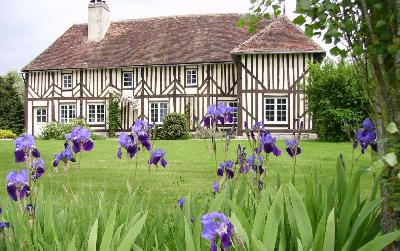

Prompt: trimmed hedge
[0,72,24,134]
[0,129,17,139]
[156,113,189,140]
[39,119,104,140]
[305,61,372,141]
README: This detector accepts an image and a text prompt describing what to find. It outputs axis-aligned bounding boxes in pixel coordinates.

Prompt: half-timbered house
[22,0,324,136]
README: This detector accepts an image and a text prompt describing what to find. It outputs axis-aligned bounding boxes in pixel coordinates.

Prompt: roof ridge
[231,16,279,53]
[73,13,245,26]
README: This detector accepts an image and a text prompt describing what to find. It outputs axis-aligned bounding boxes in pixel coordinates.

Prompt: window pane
[123,72,133,87]
[186,69,197,85]
[276,98,287,122]
[265,98,275,122]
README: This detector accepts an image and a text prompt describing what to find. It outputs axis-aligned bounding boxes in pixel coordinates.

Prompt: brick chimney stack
[88,0,110,42]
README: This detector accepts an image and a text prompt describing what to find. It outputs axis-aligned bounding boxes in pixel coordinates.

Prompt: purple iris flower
[260,132,281,156]
[131,120,152,151]
[354,118,378,154]
[212,181,220,193]
[203,103,237,128]
[201,212,235,250]
[53,144,76,167]
[30,158,45,181]
[178,197,185,208]
[13,134,40,163]
[237,145,249,174]
[285,139,301,158]
[6,169,30,201]
[65,126,94,153]
[117,133,138,158]
[248,155,265,175]
[149,148,167,168]
[132,119,148,133]
[0,208,9,229]
[217,160,234,179]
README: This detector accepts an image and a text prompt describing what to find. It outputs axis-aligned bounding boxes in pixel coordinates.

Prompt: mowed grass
[0,139,375,208]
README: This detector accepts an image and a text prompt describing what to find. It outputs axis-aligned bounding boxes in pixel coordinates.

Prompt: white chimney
[88,0,110,42]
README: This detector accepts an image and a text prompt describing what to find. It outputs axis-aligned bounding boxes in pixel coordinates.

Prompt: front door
[34,107,47,136]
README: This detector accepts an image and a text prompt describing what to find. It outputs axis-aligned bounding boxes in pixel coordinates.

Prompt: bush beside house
[153,113,189,140]
[0,71,24,135]
[305,61,372,141]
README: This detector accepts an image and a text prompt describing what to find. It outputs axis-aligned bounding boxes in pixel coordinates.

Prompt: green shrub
[107,94,121,137]
[39,119,104,140]
[0,71,24,134]
[150,126,165,140]
[305,61,372,141]
[158,113,189,140]
[39,122,67,140]
[0,129,17,139]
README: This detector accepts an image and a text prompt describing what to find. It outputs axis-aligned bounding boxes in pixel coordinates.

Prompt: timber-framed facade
[22,1,324,136]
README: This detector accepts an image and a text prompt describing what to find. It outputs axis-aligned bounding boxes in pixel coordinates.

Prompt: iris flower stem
[349,147,355,181]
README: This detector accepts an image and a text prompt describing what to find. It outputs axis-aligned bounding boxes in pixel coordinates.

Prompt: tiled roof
[22,14,323,71]
[231,16,324,54]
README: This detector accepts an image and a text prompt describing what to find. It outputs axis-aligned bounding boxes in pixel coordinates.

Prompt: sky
[0,0,329,75]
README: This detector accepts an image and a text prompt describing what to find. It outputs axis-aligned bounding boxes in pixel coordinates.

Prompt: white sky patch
[0,0,330,74]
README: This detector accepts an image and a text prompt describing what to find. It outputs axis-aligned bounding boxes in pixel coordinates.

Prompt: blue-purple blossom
[248,155,265,175]
[149,148,167,167]
[65,126,94,153]
[13,134,40,163]
[6,169,30,201]
[237,145,249,174]
[203,103,237,128]
[53,144,76,167]
[131,120,152,151]
[285,139,302,158]
[178,197,185,208]
[354,118,378,154]
[260,132,281,156]
[212,181,220,193]
[0,208,9,229]
[217,160,234,179]
[201,212,235,250]
[117,133,138,158]
[30,158,45,181]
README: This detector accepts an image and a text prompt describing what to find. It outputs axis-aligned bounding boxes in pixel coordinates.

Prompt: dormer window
[123,72,133,88]
[186,69,197,87]
[62,74,73,89]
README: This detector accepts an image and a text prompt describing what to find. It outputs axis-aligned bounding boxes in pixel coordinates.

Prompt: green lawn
[0,139,374,207]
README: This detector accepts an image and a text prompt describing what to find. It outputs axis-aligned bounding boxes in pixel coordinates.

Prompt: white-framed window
[36,108,47,123]
[63,74,73,89]
[220,101,238,123]
[88,104,105,124]
[186,69,197,86]
[150,102,169,124]
[59,104,76,124]
[123,72,133,87]
[264,97,288,123]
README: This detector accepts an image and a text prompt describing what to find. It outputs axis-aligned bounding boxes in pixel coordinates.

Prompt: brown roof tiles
[22,14,323,71]
[231,16,324,54]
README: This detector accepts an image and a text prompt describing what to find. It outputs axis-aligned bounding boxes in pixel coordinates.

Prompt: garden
[0,107,398,250]
[0,0,399,250]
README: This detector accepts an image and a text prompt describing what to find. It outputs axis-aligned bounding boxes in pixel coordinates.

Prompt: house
[22,0,324,136]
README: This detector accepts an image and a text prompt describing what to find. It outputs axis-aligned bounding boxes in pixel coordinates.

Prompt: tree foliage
[242,0,400,241]
[158,113,189,140]
[107,94,121,137]
[0,71,24,134]
[306,61,372,141]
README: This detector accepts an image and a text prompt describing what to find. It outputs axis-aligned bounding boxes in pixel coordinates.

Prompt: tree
[241,0,400,247]
[306,60,372,141]
[0,71,25,134]
[107,93,121,137]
